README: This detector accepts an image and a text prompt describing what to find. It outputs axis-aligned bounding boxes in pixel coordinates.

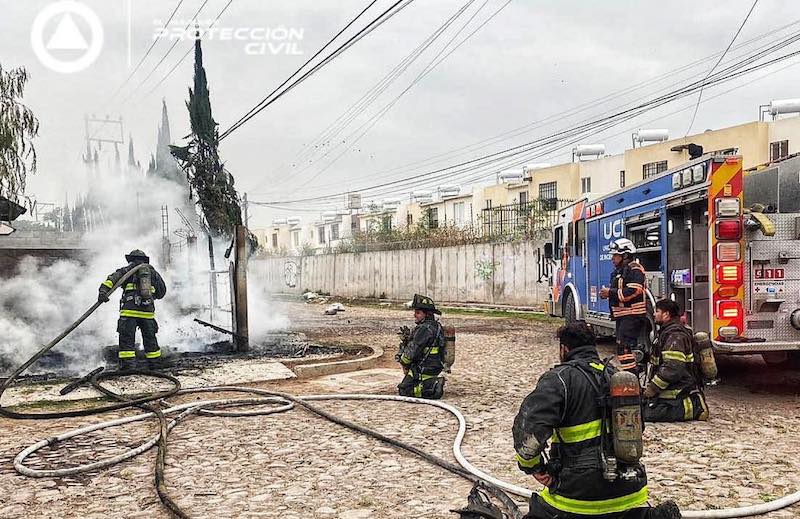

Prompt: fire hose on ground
[1,267,798,518]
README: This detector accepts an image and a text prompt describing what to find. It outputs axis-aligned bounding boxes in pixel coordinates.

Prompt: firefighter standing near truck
[600,238,647,371]
[513,321,680,519]
[643,299,709,422]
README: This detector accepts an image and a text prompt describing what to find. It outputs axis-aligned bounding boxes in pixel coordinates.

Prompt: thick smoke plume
[0,172,288,374]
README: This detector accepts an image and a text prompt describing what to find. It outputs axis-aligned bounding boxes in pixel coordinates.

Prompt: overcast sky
[2,0,799,227]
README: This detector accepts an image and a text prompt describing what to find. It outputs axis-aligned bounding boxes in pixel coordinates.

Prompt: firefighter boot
[117,358,136,373]
[650,500,681,519]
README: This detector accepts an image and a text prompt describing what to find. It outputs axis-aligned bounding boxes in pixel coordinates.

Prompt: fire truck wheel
[564,292,577,324]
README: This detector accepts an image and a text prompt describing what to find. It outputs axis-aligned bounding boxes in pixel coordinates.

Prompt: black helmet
[125,249,150,263]
[411,294,441,315]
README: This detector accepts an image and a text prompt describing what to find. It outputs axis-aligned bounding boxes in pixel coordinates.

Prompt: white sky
[2,0,799,227]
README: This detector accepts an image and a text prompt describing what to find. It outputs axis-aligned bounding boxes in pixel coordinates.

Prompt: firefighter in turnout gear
[513,322,681,519]
[396,294,446,399]
[98,250,167,371]
[600,238,647,371]
[643,299,709,422]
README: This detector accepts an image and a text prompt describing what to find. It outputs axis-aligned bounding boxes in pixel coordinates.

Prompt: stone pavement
[0,302,799,518]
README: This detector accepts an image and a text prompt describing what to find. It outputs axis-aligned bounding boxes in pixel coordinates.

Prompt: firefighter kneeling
[513,322,680,519]
[396,294,446,399]
[643,299,710,423]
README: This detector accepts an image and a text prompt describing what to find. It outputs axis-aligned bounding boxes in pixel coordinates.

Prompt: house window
[406,213,413,226]
[519,191,529,206]
[770,140,789,161]
[620,170,626,188]
[291,230,300,247]
[642,160,668,179]
[382,216,392,231]
[485,199,492,209]
[330,223,339,241]
[350,216,359,233]
[539,181,557,209]
[453,202,465,226]
[581,177,591,194]
[272,233,278,248]
[317,226,325,244]
[428,207,439,229]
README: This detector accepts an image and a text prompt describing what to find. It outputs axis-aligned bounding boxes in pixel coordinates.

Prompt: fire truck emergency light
[715,219,742,240]
[716,264,742,284]
[716,242,741,262]
[716,300,743,320]
[715,198,741,217]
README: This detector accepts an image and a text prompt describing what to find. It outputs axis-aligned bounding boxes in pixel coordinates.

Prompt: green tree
[0,65,39,203]
[170,37,242,238]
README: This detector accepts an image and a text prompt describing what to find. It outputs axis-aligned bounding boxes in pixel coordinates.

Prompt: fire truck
[544,152,800,368]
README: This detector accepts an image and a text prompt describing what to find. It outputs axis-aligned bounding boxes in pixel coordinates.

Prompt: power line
[140,0,234,101]
[286,0,512,193]
[104,0,187,106]
[119,0,213,105]
[276,0,481,183]
[685,0,760,135]
[256,40,800,205]
[257,14,800,199]
[218,0,415,141]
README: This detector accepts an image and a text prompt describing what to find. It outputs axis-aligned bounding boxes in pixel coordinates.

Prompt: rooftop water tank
[573,144,605,161]
[272,218,288,226]
[498,168,524,182]
[286,216,301,226]
[633,129,669,145]
[770,98,800,116]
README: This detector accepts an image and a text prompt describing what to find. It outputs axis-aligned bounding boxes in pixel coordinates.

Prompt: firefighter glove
[98,292,110,303]
[643,383,659,399]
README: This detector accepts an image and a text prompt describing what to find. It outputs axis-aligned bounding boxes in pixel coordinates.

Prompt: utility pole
[243,192,249,229]
[232,225,249,351]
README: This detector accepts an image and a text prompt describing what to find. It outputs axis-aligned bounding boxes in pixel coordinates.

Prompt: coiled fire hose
[2,272,799,518]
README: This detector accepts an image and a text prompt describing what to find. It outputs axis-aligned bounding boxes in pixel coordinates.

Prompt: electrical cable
[104,0,188,106]
[218,0,415,141]
[287,0,508,193]
[141,0,235,102]
[254,38,800,205]
[685,0,760,136]
[251,14,800,199]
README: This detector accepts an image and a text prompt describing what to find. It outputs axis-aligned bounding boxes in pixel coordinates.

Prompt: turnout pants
[526,494,654,519]
[398,369,445,399]
[117,317,161,360]
[643,390,709,422]
[615,316,646,355]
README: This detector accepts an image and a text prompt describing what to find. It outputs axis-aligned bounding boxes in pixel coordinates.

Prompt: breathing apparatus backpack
[572,360,645,483]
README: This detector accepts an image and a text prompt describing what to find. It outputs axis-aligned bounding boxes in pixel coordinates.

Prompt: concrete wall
[0,230,87,277]
[251,239,552,306]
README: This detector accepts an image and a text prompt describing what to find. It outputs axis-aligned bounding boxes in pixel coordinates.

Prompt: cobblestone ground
[1,302,799,518]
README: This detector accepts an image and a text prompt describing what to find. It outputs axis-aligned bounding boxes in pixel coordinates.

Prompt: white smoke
[0,171,288,374]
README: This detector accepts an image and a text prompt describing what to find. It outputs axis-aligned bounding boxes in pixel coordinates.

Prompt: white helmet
[609,238,637,255]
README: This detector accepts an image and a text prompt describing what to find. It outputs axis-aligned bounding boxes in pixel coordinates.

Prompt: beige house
[260,114,800,255]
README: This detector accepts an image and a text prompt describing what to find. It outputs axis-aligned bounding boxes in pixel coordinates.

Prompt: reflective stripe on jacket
[512,346,648,514]
[98,263,166,319]
[609,261,647,318]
